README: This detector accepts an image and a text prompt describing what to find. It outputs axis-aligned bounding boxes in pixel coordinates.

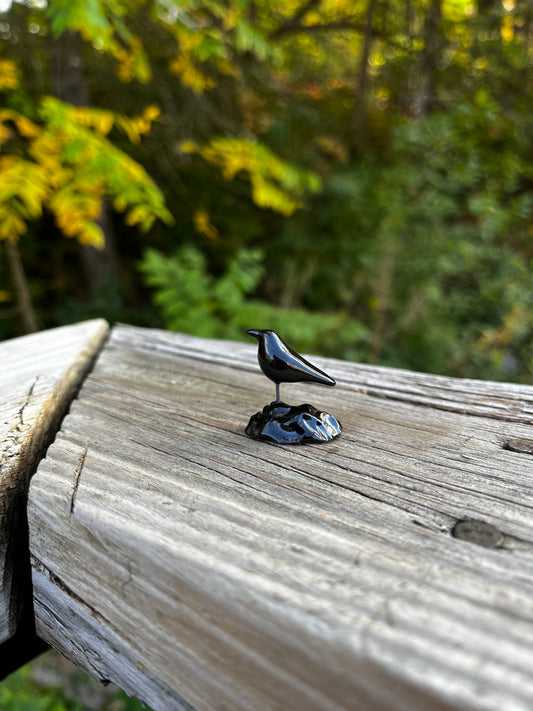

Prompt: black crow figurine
[245,329,341,444]
[247,329,335,403]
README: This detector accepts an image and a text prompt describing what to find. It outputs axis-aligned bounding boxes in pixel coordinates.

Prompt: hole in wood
[451,519,504,548]
[504,439,533,455]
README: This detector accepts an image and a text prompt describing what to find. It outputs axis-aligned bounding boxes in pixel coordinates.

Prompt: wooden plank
[0,319,109,650]
[28,325,533,711]
[127,327,533,424]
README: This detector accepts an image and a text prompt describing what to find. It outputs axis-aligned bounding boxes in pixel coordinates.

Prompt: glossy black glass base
[245,401,342,445]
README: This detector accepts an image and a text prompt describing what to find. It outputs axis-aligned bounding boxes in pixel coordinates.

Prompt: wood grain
[28,325,533,711]
[0,319,109,645]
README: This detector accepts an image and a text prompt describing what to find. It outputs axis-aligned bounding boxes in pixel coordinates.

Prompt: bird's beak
[247,329,260,338]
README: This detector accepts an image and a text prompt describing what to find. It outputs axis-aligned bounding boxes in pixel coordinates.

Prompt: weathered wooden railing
[1,320,533,710]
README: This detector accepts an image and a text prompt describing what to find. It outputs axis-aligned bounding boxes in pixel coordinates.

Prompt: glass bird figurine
[245,329,342,444]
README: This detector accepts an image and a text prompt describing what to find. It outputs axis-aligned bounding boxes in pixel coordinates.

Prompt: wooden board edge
[0,319,110,652]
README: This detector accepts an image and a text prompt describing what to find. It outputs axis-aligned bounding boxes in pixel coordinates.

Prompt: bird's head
[246,329,273,341]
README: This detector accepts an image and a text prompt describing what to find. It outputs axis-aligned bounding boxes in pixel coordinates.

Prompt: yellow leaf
[143,105,160,122]
[0,158,48,219]
[78,221,105,247]
[0,208,27,240]
[222,7,241,30]
[501,16,514,43]
[14,115,41,138]
[68,106,115,135]
[0,60,20,90]
[125,205,147,225]
[116,116,142,144]
[178,139,198,154]
[0,123,12,145]
[116,50,136,83]
[251,175,301,216]
[193,209,219,240]
[113,196,127,212]
[169,55,214,94]
[0,109,40,140]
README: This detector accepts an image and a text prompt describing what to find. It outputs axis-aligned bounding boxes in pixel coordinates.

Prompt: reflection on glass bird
[247,329,336,402]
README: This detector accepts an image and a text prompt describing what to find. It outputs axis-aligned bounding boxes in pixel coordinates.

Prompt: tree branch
[270,0,322,40]
[5,239,39,334]
[270,18,384,41]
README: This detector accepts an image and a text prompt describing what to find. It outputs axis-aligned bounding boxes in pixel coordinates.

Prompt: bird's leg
[275,382,280,402]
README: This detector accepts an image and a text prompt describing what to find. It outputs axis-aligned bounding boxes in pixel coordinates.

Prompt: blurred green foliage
[140,245,368,356]
[1,661,150,711]
[0,666,82,711]
[0,0,532,385]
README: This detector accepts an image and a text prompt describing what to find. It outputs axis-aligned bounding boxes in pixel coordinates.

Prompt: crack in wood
[32,555,112,629]
[128,438,173,456]
[70,446,87,515]
[120,560,133,596]
[17,376,39,429]
[1,377,41,462]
